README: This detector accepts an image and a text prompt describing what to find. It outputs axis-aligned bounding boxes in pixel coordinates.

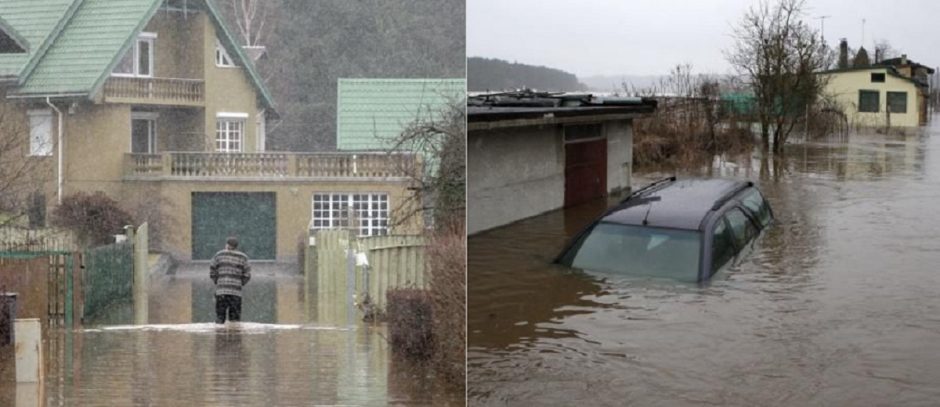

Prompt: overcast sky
[467,0,940,77]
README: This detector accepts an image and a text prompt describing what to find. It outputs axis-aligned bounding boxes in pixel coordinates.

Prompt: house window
[887,91,908,113]
[858,90,880,113]
[131,112,158,153]
[28,109,53,156]
[215,116,245,152]
[216,39,235,67]
[113,33,156,77]
[870,73,886,83]
[311,193,389,237]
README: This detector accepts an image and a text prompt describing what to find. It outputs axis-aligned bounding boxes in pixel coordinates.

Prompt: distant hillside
[468,57,586,92]
[581,74,666,92]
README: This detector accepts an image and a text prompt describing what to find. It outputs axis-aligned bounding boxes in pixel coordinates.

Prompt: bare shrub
[51,192,133,248]
[387,288,433,359]
[428,221,466,389]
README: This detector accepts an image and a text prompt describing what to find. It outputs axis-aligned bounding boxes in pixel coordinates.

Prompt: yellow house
[0,0,419,262]
[819,60,933,128]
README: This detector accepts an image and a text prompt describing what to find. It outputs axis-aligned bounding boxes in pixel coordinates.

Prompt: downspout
[45,97,63,204]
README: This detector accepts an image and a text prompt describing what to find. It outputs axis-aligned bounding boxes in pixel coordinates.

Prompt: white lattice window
[113,33,156,77]
[311,193,389,236]
[215,114,245,152]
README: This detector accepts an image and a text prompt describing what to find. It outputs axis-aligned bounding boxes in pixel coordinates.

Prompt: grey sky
[467,0,940,77]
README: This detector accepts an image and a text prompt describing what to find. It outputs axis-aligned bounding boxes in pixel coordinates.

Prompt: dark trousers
[215,294,242,324]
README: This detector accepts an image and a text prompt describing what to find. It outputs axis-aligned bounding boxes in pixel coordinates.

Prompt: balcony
[103,77,205,106]
[124,152,417,181]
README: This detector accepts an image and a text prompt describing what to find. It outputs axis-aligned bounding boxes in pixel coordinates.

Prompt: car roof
[601,178,752,230]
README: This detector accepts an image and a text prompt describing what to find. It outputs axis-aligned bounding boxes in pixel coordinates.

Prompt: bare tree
[0,99,51,228]
[726,0,833,154]
[226,0,272,46]
[385,99,466,229]
[873,39,900,63]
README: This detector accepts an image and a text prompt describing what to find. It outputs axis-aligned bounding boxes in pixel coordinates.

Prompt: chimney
[838,38,849,69]
[901,54,908,65]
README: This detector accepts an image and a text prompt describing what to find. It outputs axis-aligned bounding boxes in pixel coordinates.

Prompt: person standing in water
[210,237,251,324]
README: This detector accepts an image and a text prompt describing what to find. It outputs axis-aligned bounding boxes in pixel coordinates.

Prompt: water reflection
[469,124,940,405]
[10,267,462,406]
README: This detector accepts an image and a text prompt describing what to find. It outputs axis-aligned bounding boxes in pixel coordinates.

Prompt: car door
[723,207,760,265]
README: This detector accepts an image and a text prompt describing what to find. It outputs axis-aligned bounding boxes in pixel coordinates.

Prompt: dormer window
[113,32,157,77]
[216,39,236,67]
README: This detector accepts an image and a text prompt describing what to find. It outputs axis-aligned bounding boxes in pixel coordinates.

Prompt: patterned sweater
[209,249,251,297]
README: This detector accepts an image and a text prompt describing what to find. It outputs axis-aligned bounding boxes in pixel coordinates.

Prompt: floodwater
[3,264,461,406]
[468,118,940,406]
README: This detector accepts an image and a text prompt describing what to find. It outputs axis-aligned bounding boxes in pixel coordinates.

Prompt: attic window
[216,40,236,67]
[113,32,157,77]
[871,73,886,83]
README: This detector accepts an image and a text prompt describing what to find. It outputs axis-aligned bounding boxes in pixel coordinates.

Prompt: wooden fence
[0,252,77,331]
[308,229,426,324]
[0,227,77,253]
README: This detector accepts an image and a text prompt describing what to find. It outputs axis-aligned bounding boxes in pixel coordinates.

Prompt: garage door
[564,138,607,207]
[192,192,276,260]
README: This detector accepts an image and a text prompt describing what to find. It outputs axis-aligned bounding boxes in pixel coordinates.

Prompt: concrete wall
[468,125,565,235]
[604,120,633,194]
[824,69,922,128]
[469,118,635,235]
[144,12,203,80]
[126,179,419,262]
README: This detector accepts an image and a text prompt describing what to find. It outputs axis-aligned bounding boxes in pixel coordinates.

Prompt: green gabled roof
[0,15,30,52]
[3,0,275,111]
[0,0,75,78]
[336,78,466,151]
[13,0,162,96]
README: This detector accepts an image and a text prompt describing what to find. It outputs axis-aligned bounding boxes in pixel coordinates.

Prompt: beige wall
[125,180,419,262]
[143,12,203,80]
[824,69,922,128]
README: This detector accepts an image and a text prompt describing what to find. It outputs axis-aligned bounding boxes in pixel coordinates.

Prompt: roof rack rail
[710,181,754,210]
[621,176,676,203]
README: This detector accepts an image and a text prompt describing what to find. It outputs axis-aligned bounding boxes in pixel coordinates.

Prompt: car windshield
[559,222,702,281]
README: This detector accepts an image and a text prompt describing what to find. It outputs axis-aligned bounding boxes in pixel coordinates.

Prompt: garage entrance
[192,192,276,260]
[564,127,607,207]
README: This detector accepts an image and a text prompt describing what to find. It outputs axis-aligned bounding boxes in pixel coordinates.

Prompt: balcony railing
[104,77,205,106]
[124,152,417,180]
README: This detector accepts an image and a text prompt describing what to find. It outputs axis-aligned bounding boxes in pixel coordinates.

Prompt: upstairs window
[28,109,53,156]
[113,33,156,77]
[215,40,236,67]
[216,113,246,152]
[887,91,908,114]
[858,90,879,113]
[870,73,886,83]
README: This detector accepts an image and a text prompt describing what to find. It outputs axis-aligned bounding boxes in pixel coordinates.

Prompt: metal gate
[191,192,277,260]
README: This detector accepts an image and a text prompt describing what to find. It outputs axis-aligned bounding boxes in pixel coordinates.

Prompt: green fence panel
[83,242,133,319]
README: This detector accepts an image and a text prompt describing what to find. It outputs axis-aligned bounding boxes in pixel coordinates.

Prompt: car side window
[725,208,758,250]
[741,189,772,228]
[711,218,735,274]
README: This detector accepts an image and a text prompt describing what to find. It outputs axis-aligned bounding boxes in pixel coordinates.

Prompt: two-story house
[0,0,420,262]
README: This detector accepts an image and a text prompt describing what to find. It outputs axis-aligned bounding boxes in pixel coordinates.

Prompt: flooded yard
[3,265,460,406]
[468,118,940,405]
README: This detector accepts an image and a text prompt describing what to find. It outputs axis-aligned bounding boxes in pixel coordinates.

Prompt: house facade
[0,0,419,262]
[467,92,656,235]
[819,55,934,128]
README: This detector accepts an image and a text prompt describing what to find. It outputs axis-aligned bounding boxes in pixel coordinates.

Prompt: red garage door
[564,138,607,207]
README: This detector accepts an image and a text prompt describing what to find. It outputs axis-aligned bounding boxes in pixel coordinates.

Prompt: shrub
[51,192,133,248]
[387,288,433,359]
[428,222,466,389]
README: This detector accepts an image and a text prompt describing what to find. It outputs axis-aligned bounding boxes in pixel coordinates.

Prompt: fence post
[133,223,149,325]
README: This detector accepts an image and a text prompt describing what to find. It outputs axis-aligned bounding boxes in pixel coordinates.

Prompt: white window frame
[130,112,159,154]
[112,32,157,78]
[27,109,53,157]
[310,193,390,237]
[215,39,236,68]
[215,114,246,152]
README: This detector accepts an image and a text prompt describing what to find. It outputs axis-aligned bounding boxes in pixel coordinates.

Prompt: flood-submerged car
[556,177,773,282]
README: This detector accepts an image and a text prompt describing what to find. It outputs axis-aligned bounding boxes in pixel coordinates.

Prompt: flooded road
[3,265,460,406]
[468,119,940,406]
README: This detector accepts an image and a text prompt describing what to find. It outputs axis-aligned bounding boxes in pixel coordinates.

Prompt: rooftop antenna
[815,15,831,39]
[861,18,866,47]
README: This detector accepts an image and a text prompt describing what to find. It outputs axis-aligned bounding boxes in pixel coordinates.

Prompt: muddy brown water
[1,265,462,406]
[469,121,940,406]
